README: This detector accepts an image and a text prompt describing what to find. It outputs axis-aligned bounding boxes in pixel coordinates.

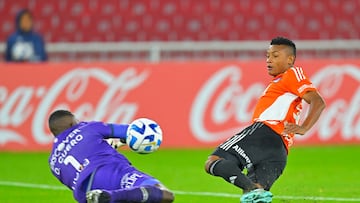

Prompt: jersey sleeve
[283,67,317,97]
[90,122,128,139]
[108,123,129,139]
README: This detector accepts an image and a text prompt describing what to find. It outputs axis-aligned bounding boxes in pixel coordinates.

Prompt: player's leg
[118,169,174,203]
[87,164,174,203]
[239,162,285,203]
[249,161,286,191]
[87,185,173,203]
[204,123,267,191]
[205,154,260,191]
[241,124,287,202]
[247,124,287,191]
[151,183,174,203]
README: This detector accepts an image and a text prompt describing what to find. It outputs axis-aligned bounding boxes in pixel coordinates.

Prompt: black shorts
[211,122,287,190]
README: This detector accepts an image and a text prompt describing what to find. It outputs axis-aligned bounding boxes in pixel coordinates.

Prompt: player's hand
[283,123,307,135]
[106,138,126,149]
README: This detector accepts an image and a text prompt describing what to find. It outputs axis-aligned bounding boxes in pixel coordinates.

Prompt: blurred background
[1,0,359,149]
[0,0,359,62]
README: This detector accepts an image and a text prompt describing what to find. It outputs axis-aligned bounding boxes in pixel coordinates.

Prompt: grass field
[1,146,360,203]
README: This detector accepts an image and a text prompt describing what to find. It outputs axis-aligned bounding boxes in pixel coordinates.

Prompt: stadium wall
[1,60,359,151]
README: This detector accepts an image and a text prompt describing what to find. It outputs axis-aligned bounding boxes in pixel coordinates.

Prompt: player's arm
[107,124,129,139]
[104,123,129,149]
[284,90,326,135]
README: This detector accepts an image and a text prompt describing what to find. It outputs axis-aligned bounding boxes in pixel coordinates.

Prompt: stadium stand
[1,0,359,61]
[1,0,359,42]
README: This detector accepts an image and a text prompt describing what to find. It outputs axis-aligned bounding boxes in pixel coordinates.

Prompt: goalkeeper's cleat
[240,188,273,203]
[86,189,111,203]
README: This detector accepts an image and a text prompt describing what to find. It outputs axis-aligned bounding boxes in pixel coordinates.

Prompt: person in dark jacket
[5,9,47,62]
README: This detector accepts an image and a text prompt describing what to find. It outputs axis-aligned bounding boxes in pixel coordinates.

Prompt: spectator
[5,9,47,62]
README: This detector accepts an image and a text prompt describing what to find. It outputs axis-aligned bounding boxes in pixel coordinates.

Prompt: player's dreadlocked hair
[270,36,296,57]
[48,110,75,136]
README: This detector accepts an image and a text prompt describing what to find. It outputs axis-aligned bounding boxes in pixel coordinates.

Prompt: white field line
[0,180,360,202]
[0,180,66,190]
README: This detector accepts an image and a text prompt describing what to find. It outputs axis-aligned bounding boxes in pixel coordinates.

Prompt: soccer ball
[126,118,163,154]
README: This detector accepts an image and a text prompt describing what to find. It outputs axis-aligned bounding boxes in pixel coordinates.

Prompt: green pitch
[1,146,359,203]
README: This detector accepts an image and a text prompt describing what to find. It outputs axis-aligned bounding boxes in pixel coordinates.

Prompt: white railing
[1,40,359,62]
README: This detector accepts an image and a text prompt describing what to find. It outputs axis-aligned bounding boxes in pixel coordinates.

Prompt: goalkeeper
[48,110,174,203]
[204,37,326,202]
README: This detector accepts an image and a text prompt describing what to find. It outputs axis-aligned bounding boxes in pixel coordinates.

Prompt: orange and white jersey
[252,66,317,150]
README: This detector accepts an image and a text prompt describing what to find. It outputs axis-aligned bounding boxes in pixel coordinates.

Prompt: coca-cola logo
[1,62,359,149]
[190,64,360,143]
[300,65,360,141]
[0,67,149,146]
[190,65,264,142]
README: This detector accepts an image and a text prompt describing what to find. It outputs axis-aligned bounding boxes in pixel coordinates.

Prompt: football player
[48,110,174,203]
[204,37,326,202]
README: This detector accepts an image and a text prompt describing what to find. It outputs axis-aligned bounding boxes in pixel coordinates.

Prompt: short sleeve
[282,67,317,97]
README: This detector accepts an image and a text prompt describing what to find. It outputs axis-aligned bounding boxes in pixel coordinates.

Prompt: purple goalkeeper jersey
[48,121,129,201]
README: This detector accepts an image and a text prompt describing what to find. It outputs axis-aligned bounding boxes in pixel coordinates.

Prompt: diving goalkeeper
[48,110,174,203]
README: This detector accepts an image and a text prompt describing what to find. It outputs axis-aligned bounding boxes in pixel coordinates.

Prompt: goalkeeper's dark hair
[270,36,296,57]
[48,110,74,136]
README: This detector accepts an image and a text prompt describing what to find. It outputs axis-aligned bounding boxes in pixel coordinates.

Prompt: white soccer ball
[126,118,163,154]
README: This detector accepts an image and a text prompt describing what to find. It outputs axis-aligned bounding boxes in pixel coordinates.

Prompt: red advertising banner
[1,60,359,151]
